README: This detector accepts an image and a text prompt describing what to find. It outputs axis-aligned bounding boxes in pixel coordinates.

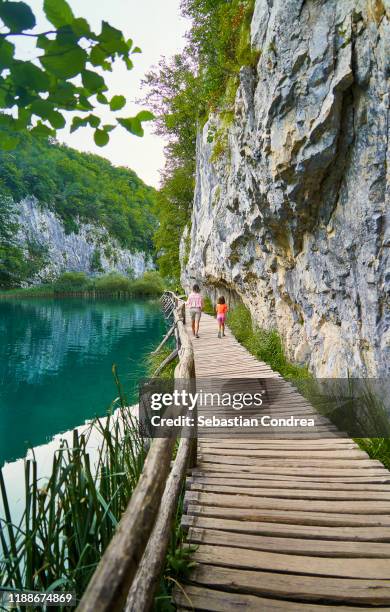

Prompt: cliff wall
[16,197,152,283]
[182,0,389,376]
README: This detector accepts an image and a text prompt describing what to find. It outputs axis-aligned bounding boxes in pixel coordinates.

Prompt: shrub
[228,303,310,380]
[94,272,131,293]
[203,296,215,315]
[129,271,165,297]
[53,272,91,293]
[91,248,103,273]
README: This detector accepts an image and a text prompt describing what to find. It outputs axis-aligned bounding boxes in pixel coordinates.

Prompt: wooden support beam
[152,347,179,377]
[125,438,192,611]
[77,437,176,612]
[151,323,176,354]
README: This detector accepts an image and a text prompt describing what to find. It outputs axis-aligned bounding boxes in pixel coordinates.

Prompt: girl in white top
[186,284,203,338]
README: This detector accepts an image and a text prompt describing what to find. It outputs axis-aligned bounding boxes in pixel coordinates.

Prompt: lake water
[0,298,165,467]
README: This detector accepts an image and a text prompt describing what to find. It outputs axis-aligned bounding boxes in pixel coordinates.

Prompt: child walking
[216,296,228,338]
[186,284,203,338]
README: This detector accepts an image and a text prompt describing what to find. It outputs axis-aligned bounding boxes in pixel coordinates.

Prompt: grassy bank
[0,271,165,299]
[228,303,310,380]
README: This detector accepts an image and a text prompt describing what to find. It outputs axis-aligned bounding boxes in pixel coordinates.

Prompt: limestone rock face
[16,197,152,283]
[182,0,390,377]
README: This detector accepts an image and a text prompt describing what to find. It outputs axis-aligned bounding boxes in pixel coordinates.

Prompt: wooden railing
[77,292,196,612]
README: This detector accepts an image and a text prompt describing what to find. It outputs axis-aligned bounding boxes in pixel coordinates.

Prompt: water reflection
[0,298,164,465]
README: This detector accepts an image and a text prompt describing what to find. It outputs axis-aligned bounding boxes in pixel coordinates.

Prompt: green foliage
[229,303,310,380]
[181,0,257,113]
[129,270,165,297]
[356,438,390,470]
[1,270,166,297]
[94,271,131,293]
[0,283,55,297]
[53,271,91,293]
[144,1,256,283]
[0,129,157,258]
[146,345,178,380]
[202,295,215,315]
[91,248,103,273]
[0,0,154,147]
[154,167,194,283]
[0,195,23,287]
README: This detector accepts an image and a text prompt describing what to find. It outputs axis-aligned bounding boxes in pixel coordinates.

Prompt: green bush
[203,296,215,315]
[94,272,131,293]
[129,271,165,297]
[228,303,310,380]
[53,272,91,293]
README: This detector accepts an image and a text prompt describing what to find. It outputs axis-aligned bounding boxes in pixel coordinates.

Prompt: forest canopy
[0,130,157,287]
[0,130,157,249]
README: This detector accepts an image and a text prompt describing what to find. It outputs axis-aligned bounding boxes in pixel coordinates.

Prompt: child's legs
[195,312,200,334]
[190,309,196,334]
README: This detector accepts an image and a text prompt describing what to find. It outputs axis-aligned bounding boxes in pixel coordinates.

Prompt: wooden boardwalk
[174,312,390,610]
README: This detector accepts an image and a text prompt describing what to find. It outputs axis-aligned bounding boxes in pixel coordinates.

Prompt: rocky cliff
[16,197,152,283]
[182,0,389,377]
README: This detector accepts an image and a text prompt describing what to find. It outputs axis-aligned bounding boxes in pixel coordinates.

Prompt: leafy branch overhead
[0,0,154,148]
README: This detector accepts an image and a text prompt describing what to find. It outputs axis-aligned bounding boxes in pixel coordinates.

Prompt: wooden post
[124,438,192,612]
[76,437,176,612]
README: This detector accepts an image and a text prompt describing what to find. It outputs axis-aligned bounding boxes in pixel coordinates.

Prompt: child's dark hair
[193,284,200,293]
[218,296,226,304]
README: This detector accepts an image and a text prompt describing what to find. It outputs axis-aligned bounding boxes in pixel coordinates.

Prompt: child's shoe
[218,332,221,338]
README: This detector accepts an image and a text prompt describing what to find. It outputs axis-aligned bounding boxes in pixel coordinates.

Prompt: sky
[14,0,190,187]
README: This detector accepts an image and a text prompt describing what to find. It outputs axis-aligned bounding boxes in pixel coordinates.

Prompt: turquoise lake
[0,298,165,467]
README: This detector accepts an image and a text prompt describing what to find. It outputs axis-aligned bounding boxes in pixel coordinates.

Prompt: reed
[0,370,146,608]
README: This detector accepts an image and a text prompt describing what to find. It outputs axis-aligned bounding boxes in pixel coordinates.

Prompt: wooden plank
[181,515,390,541]
[187,527,390,557]
[186,490,390,514]
[188,475,390,492]
[197,443,357,451]
[197,448,367,459]
[191,469,390,483]
[173,585,390,611]
[191,544,390,579]
[181,309,390,607]
[198,456,384,469]
[196,463,389,477]
[186,564,390,605]
[187,504,390,526]
[188,482,390,500]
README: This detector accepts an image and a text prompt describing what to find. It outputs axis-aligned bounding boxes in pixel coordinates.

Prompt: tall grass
[145,345,179,380]
[228,303,310,380]
[0,271,166,299]
[295,377,390,469]
[0,370,146,608]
